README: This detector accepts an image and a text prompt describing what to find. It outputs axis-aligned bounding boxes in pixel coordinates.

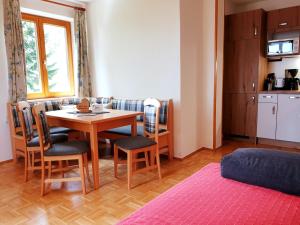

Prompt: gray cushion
[17,127,72,137]
[221,148,300,196]
[115,136,156,150]
[45,141,89,156]
[27,133,68,147]
[49,127,73,134]
[107,125,167,136]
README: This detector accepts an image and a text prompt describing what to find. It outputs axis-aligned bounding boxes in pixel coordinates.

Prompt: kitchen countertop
[259,90,300,94]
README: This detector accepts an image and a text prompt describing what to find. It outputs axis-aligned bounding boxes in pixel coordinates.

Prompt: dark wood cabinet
[268,6,298,31]
[223,94,257,137]
[228,9,263,41]
[223,9,266,138]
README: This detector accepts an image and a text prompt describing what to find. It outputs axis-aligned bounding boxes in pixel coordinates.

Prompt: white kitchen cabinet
[276,94,300,142]
[257,94,277,139]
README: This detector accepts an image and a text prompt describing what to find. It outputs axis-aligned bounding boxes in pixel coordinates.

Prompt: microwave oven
[267,38,299,56]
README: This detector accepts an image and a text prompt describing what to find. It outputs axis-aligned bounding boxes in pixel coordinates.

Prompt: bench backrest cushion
[11,105,21,128]
[111,99,168,125]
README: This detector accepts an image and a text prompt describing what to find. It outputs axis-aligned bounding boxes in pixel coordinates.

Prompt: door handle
[263,95,273,99]
[272,106,276,115]
[252,83,255,91]
[254,26,258,36]
[279,22,288,27]
[289,96,300,99]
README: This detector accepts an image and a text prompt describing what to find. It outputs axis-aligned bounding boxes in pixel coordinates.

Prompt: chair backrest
[17,101,34,142]
[143,98,161,141]
[32,104,51,154]
[7,103,22,136]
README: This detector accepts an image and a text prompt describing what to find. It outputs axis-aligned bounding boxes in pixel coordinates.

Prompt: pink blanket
[119,163,300,225]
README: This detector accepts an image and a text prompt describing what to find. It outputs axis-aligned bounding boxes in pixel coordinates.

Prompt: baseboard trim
[174,148,206,160]
[258,138,300,150]
[0,159,13,165]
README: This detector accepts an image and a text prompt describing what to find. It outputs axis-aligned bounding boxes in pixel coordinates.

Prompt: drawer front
[258,94,277,103]
[276,94,300,142]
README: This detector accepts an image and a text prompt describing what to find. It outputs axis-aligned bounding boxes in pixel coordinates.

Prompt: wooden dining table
[46,109,143,189]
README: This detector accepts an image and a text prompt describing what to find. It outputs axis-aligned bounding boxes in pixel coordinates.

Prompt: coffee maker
[285,69,299,90]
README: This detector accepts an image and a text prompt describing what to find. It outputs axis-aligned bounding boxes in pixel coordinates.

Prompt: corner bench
[100,98,174,160]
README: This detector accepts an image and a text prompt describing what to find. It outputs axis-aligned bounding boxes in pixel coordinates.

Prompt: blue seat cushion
[221,148,300,196]
[27,133,68,147]
[115,136,156,150]
[107,125,166,136]
[45,141,89,156]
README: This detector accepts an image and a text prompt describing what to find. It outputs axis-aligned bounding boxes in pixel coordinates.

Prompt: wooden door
[267,10,279,31]
[228,10,262,41]
[245,94,258,137]
[223,93,257,137]
[223,41,244,93]
[242,39,260,93]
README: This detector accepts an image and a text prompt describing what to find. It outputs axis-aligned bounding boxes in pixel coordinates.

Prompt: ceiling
[230,0,265,5]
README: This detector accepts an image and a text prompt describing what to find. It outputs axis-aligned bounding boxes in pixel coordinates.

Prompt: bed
[118,163,300,225]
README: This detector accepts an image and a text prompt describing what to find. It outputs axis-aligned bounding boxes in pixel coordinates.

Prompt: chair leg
[168,134,174,160]
[155,145,162,180]
[114,144,118,178]
[78,155,86,194]
[127,151,133,190]
[84,153,90,180]
[145,151,149,168]
[41,160,46,196]
[58,161,64,178]
[24,151,28,182]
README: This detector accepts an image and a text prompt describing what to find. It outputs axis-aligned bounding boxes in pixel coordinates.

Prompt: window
[22,13,75,99]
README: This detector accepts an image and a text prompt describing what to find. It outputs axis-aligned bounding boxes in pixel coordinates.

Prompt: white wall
[268,58,300,78]
[180,0,203,155]
[0,0,12,162]
[87,0,184,156]
[87,0,223,157]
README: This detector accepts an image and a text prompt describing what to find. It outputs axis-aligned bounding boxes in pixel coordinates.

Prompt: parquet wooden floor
[0,140,298,225]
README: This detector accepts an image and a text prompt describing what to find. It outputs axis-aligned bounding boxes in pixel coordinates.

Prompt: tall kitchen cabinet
[223,9,267,138]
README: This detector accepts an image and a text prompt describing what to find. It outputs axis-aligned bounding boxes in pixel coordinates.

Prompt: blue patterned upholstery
[62,97,81,105]
[21,108,34,140]
[12,105,21,128]
[144,105,157,134]
[112,99,168,125]
[96,97,111,104]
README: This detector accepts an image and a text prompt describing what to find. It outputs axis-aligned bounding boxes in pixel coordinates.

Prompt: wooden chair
[114,98,162,189]
[32,104,90,196]
[7,103,25,162]
[17,102,68,182]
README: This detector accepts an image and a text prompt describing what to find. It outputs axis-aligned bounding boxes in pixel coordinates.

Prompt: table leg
[90,124,100,189]
[131,118,137,136]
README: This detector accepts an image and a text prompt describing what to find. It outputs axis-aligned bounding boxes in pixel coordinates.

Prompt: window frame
[22,13,75,99]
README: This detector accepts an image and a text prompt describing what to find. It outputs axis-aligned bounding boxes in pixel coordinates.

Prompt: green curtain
[4,0,27,102]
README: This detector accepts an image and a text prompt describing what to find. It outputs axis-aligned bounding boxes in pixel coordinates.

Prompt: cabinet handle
[263,95,273,99]
[289,96,300,99]
[254,26,258,36]
[252,96,255,102]
[279,22,288,27]
[272,106,276,115]
[252,83,255,91]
